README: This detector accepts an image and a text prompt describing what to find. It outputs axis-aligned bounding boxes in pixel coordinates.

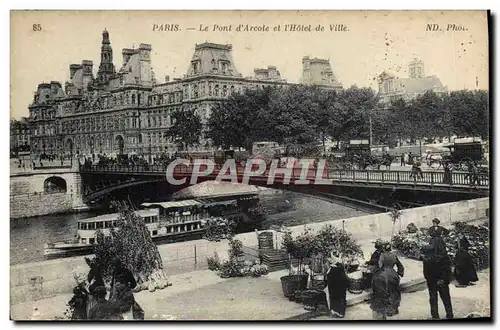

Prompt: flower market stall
[392,221,489,270]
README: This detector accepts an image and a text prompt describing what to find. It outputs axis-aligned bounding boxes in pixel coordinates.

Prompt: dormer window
[192,61,200,74]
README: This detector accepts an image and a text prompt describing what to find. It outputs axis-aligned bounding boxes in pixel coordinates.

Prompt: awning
[135,209,160,217]
[141,200,202,209]
[197,199,237,207]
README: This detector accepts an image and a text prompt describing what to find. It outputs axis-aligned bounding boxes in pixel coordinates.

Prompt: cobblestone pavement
[311,270,490,321]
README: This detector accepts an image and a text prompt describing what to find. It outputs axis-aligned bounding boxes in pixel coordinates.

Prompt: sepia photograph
[9,10,490,321]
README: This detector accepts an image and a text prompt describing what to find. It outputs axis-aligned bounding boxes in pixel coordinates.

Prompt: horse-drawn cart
[442,137,487,171]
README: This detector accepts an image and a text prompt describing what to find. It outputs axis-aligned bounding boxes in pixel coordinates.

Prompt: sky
[10,10,489,119]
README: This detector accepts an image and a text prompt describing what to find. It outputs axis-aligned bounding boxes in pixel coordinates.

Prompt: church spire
[97,28,115,86]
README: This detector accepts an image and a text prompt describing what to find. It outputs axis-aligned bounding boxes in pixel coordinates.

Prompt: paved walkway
[311,270,490,320]
[11,238,427,320]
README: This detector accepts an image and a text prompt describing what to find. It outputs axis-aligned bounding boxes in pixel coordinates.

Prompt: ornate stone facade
[28,30,343,158]
[300,56,343,90]
[10,117,30,152]
[377,59,448,103]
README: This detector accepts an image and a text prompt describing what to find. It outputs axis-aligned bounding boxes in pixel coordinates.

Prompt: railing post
[397,171,400,183]
[353,170,356,182]
[367,170,370,183]
[431,172,434,186]
[381,171,384,183]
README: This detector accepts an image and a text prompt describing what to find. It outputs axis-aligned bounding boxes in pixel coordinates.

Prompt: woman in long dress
[110,258,137,320]
[325,254,349,318]
[454,232,479,287]
[370,243,405,320]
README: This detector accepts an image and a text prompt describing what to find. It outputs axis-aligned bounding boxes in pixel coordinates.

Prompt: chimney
[122,48,135,66]
[81,60,93,75]
[165,75,170,82]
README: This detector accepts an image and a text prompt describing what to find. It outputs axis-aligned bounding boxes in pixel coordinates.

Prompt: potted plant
[279,229,312,299]
[229,238,245,263]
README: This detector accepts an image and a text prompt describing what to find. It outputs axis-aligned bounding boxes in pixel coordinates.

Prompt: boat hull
[44,229,206,258]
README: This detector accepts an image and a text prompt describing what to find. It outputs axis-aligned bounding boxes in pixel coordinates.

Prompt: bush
[92,204,164,283]
[228,238,244,260]
[203,217,237,242]
[393,223,490,270]
[207,253,221,271]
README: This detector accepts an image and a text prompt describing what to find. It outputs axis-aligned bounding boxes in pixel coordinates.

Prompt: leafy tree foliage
[93,204,163,283]
[206,84,489,150]
[166,106,203,150]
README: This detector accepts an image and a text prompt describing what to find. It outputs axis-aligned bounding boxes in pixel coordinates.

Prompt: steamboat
[44,193,260,257]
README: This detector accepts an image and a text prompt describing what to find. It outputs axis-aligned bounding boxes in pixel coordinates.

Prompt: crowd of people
[317,217,479,320]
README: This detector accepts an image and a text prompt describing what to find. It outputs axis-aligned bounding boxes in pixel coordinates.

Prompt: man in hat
[427,218,450,238]
[422,244,454,320]
[427,218,449,257]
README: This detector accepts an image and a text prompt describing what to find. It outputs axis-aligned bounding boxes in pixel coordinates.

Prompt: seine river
[10,190,368,265]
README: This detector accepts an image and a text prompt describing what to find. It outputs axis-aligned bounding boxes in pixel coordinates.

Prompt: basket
[310,277,327,291]
[280,275,308,298]
[348,277,364,294]
[301,290,327,311]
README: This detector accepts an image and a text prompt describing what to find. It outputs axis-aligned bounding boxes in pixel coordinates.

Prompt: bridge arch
[44,176,67,194]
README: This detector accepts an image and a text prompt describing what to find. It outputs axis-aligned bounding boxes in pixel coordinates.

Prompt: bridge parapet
[80,164,489,189]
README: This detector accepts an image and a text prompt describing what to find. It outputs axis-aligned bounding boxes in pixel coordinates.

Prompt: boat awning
[198,199,238,207]
[135,209,160,217]
[141,200,202,209]
[78,209,159,223]
[79,213,120,223]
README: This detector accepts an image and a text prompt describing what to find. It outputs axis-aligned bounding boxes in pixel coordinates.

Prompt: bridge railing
[325,169,489,187]
[81,164,489,188]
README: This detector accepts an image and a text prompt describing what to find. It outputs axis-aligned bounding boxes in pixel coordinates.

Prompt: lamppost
[149,135,152,164]
[369,110,373,147]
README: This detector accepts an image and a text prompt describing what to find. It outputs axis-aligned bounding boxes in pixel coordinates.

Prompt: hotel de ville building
[27,30,343,159]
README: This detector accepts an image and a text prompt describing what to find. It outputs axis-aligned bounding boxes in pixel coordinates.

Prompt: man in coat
[422,244,454,320]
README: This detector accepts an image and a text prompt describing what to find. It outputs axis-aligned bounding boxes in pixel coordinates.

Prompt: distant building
[26,30,343,158]
[377,59,448,103]
[10,117,30,153]
[252,66,286,82]
[300,56,343,90]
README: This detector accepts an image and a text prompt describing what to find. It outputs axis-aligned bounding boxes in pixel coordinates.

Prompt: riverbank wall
[10,165,87,219]
[10,197,489,305]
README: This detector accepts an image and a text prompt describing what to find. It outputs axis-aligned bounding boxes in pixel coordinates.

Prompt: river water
[10,190,368,265]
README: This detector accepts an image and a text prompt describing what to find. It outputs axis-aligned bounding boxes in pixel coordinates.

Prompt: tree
[166,106,202,151]
[446,90,489,139]
[410,91,446,142]
[268,85,323,146]
[207,87,275,150]
[327,86,377,145]
[93,203,164,284]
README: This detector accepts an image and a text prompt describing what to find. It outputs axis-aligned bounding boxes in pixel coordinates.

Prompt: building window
[222,85,227,97]
[211,59,217,72]
[193,84,199,99]
[215,85,220,97]
[132,94,136,104]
